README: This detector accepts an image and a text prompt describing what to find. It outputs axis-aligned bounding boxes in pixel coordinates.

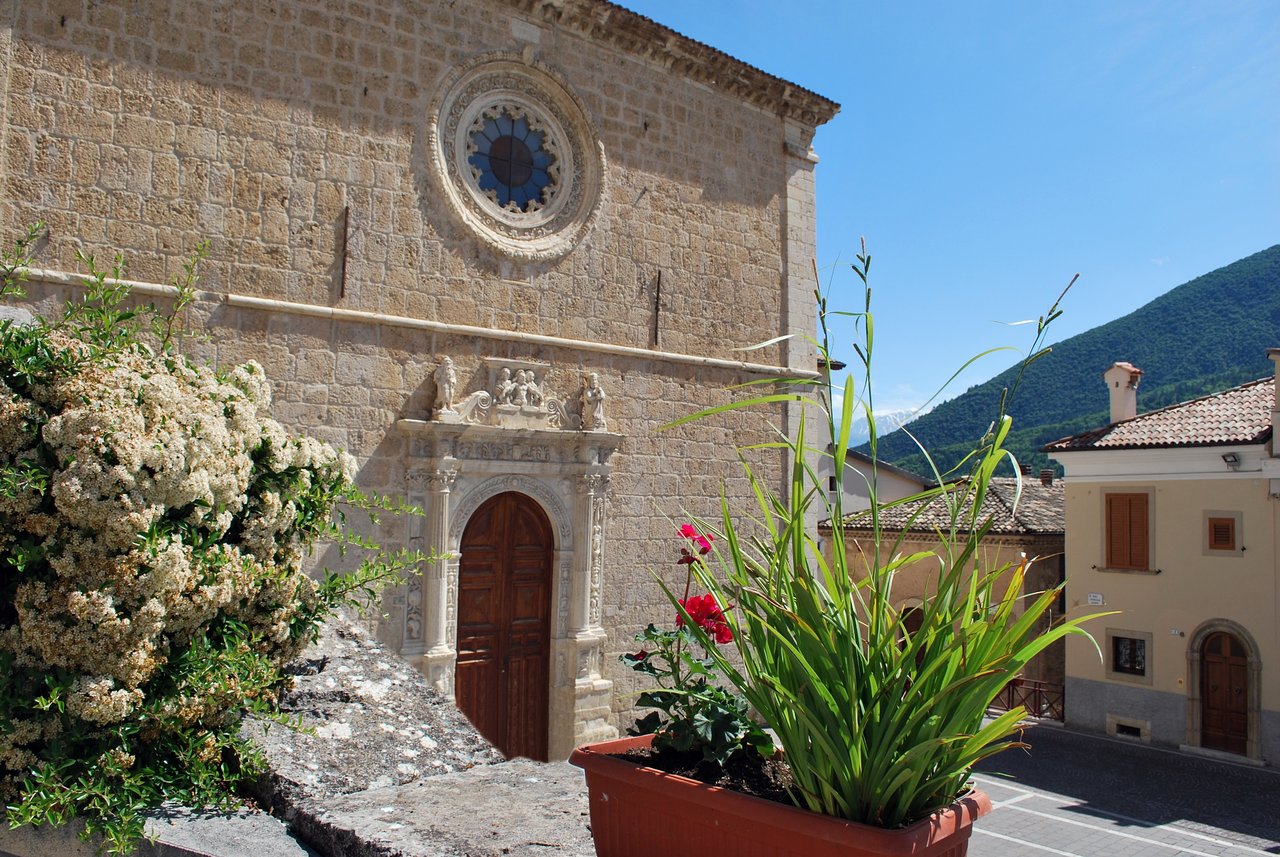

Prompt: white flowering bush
[0,226,424,852]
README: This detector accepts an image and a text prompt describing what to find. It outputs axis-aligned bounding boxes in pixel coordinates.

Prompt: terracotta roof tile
[1044,377,1275,452]
[839,477,1063,537]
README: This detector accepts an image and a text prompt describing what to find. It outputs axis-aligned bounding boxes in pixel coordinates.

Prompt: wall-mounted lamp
[1221,452,1241,470]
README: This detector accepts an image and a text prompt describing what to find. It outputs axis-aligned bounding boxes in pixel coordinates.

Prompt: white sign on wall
[1087,592,1105,606]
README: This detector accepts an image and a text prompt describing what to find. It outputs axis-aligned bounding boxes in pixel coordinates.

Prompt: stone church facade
[0,0,838,759]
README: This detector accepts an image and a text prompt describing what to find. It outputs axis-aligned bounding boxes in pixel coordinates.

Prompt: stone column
[420,460,458,694]
[552,468,615,756]
[572,472,610,644]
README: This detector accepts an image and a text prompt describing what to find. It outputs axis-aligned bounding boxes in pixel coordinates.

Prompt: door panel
[1202,632,1248,755]
[456,492,552,760]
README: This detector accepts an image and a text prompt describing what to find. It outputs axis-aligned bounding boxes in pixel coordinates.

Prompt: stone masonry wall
[2,0,798,361]
[0,0,833,736]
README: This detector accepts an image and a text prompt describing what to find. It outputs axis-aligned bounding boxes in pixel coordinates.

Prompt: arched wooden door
[1201,631,1248,755]
[456,492,553,761]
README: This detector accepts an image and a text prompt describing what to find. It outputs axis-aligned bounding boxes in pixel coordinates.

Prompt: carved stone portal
[397,413,622,760]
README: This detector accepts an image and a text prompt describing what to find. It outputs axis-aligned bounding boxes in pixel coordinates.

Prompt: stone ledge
[289,760,593,857]
[0,805,317,857]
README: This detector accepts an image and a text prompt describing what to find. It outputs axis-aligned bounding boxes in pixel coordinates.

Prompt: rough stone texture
[296,760,592,857]
[244,613,592,857]
[0,806,318,857]
[3,614,591,857]
[244,614,505,804]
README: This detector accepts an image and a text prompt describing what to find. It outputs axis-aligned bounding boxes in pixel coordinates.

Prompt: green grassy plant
[665,243,1109,828]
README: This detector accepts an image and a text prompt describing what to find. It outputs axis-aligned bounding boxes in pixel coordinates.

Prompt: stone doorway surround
[396,357,622,759]
[1183,618,1263,761]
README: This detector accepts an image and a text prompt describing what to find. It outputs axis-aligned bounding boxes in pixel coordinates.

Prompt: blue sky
[614,1,1280,414]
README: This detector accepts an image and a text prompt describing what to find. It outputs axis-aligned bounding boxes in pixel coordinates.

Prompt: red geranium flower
[677,524,714,563]
[676,593,733,644]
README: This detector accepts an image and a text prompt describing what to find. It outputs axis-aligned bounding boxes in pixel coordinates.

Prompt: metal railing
[990,678,1064,721]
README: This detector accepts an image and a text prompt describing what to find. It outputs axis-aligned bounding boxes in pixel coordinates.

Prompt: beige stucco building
[1047,354,1280,764]
[0,0,837,759]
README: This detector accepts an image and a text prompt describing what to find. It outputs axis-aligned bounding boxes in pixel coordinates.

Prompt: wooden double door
[1201,631,1248,755]
[456,492,553,761]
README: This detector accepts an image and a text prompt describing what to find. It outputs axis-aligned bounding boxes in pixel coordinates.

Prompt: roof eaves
[506,0,841,126]
[844,449,935,486]
[1043,376,1274,452]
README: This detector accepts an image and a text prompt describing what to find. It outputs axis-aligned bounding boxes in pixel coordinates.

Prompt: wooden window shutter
[1208,517,1236,551]
[1106,495,1129,567]
[1106,493,1148,569]
[1127,493,1148,569]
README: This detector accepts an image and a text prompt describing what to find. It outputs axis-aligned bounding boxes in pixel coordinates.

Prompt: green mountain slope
[862,244,1280,477]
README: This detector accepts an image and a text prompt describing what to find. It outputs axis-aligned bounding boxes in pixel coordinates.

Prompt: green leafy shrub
[0,225,425,852]
[620,524,772,767]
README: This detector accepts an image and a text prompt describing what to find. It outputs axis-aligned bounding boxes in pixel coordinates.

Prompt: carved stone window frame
[397,419,622,759]
[429,53,607,261]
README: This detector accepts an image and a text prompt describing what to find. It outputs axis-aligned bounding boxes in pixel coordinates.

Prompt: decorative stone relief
[588,491,606,626]
[434,357,458,412]
[397,409,622,758]
[405,556,423,643]
[432,356,598,433]
[557,557,573,637]
[449,473,574,548]
[444,558,460,649]
[581,372,607,432]
[578,473,610,629]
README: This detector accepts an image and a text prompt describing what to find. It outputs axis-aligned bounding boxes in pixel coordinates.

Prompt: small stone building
[0,0,838,759]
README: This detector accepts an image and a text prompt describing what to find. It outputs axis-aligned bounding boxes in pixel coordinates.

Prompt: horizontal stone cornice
[20,267,817,380]
[506,0,840,127]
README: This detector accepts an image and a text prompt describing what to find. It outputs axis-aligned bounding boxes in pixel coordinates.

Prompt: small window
[1105,493,1149,570]
[1112,636,1147,676]
[1203,511,1242,555]
[1207,517,1235,550]
[828,475,838,493]
[1106,628,1153,684]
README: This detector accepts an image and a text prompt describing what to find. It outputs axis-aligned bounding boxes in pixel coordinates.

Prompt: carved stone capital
[577,472,610,496]
[426,468,459,490]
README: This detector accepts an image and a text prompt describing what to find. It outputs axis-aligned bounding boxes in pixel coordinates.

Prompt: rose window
[430,56,606,261]
[467,107,558,212]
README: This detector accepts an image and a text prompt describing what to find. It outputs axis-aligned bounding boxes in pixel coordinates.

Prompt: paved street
[970,724,1280,856]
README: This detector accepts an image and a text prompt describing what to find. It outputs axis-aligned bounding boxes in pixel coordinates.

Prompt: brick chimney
[1040,468,1055,486]
[1103,362,1143,424]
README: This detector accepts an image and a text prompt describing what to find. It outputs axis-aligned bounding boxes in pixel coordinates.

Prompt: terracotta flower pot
[569,735,991,857]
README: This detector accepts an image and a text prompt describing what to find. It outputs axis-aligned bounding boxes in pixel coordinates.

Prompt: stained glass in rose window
[468,108,555,212]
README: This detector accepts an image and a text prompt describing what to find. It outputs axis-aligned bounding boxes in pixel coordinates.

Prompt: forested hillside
[863,245,1280,477]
